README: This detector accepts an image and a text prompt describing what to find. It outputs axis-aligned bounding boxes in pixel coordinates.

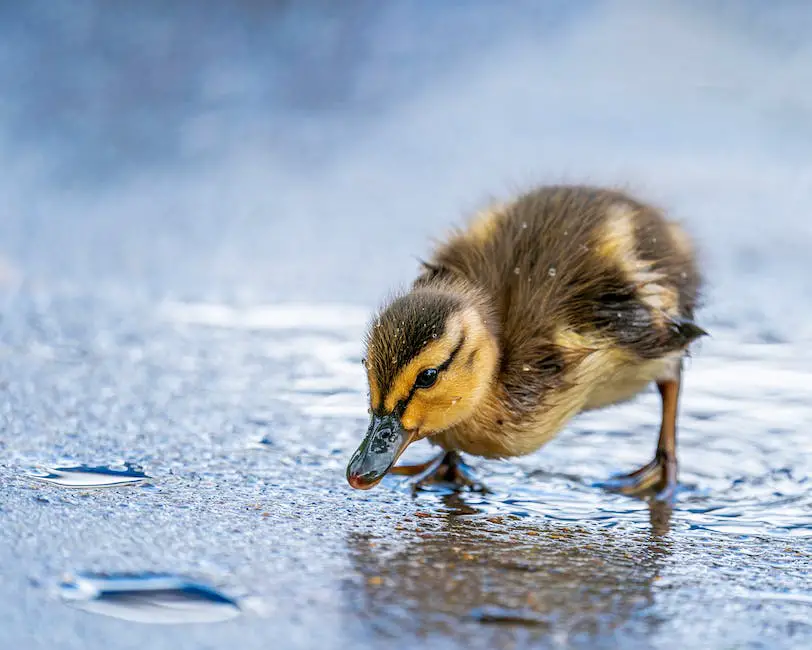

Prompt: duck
[346,184,706,502]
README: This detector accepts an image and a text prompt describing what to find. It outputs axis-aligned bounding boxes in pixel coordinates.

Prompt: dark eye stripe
[437,335,466,372]
[399,335,466,413]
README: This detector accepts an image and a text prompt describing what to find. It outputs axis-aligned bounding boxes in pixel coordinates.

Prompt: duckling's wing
[589,287,707,361]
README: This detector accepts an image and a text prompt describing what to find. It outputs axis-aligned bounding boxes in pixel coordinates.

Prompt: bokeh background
[1,3,811,650]
[2,0,811,340]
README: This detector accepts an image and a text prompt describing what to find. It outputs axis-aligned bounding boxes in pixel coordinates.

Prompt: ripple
[28,463,149,488]
[60,572,241,624]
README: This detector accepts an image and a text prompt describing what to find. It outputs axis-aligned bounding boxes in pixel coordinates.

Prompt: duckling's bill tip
[346,472,383,490]
[346,413,414,491]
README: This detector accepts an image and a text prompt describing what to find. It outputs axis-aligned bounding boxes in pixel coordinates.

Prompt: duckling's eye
[414,368,439,389]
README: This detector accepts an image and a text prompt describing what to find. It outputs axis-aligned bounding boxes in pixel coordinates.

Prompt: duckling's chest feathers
[430,377,583,458]
[583,352,681,411]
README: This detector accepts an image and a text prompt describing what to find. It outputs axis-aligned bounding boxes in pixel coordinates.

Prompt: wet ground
[2,2,812,649]
[0,298,809,649]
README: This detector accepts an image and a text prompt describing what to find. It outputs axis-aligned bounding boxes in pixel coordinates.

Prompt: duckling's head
[347,287,498,489]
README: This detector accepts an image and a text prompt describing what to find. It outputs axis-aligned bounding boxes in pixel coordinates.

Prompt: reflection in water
[344,494,673,647]
[60,572,241,624]
[28,463,149,488]
[647,502,673,537]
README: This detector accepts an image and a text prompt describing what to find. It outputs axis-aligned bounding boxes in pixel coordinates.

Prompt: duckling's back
[415,185,703,416]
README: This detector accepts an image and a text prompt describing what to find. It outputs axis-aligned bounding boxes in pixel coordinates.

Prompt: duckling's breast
[582,352,681,411]
[431,382,589,459]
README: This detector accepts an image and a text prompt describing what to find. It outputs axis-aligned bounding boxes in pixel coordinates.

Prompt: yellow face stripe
[367,368,382,412]
[375,312,465,413]
[364,305,498,437]
[383,331,463,413]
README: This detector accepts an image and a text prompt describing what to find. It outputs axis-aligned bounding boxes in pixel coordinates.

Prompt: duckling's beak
[346,413,414,490]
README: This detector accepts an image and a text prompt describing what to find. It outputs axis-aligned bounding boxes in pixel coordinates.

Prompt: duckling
[346,184,706,502]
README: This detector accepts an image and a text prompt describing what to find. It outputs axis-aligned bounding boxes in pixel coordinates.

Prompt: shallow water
[1,1,812,649]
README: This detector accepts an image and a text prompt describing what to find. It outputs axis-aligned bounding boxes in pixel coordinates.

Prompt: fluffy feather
[363,184,705,460]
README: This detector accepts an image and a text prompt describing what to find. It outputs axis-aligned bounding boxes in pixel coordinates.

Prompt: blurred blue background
[1,0,810,333]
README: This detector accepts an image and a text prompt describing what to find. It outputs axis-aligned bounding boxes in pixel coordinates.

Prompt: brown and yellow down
[347,184,706,502]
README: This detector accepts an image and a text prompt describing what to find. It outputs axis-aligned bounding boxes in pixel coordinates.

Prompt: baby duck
[346,184,706,502]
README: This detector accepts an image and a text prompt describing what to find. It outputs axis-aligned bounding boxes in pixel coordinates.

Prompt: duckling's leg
[393,451,487,492]
[605,369,681,502]
[389,453,447,478]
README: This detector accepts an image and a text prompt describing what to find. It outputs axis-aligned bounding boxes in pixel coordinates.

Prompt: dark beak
[346,413,414,490]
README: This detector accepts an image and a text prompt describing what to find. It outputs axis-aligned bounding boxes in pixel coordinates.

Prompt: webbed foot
[601,450,677,502]
[393,451,488,493]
